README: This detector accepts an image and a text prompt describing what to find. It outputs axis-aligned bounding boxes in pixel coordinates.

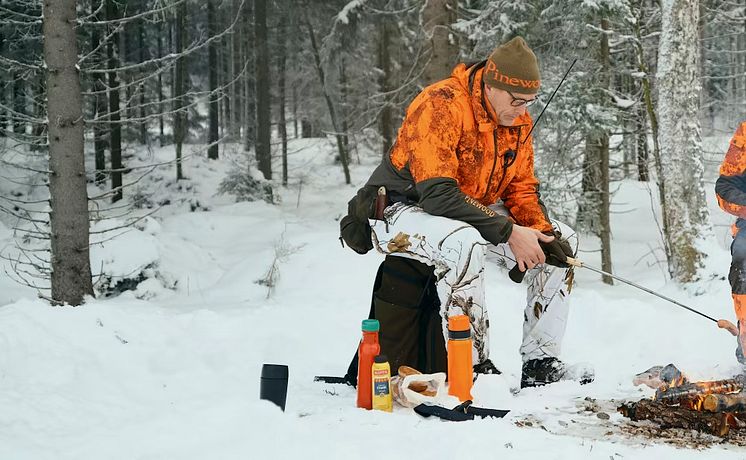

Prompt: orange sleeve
[719,122,746,177]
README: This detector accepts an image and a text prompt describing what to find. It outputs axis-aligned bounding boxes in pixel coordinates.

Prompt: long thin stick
[522,58,577,143]
[567,257,717,323]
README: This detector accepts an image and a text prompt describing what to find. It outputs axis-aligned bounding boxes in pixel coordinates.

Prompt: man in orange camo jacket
[716,121,746,363]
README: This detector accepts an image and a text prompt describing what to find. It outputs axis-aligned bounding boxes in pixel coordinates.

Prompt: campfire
[619,364,746,437]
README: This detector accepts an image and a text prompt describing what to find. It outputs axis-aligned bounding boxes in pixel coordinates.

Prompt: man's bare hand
[508,225,554,272]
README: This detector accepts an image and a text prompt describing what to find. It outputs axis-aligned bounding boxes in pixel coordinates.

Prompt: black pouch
[344,256,447,386]
[339,186,378,255]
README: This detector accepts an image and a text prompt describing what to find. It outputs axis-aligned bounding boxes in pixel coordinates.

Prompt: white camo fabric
[370,202,576,365]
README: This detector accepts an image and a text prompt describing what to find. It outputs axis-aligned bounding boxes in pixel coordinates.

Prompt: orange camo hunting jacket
[389,63,552,233]
[716,121,746,233]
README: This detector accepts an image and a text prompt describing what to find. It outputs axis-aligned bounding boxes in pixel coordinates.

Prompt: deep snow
[0,134,745,459]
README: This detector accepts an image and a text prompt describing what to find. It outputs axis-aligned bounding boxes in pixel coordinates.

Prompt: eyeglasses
[507,90,539,107]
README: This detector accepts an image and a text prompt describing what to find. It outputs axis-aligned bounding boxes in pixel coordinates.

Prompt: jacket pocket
[339,214,373,255]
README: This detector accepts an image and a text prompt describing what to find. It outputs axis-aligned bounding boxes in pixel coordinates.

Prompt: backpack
[343,255,447,386]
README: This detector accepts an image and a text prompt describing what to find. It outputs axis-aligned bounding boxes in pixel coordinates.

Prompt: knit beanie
[483,37,541,94]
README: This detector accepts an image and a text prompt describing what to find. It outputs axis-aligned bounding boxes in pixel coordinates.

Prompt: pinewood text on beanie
[483,36,541,94]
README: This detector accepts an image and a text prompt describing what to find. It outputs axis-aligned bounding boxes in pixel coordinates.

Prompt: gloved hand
[539,230,574,268]
[508,229,574,283]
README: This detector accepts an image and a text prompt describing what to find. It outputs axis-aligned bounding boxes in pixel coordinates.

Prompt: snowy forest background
[3,0,746,458]
[2,0,745,303]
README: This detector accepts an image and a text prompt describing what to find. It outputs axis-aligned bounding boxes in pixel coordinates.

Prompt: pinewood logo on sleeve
[465,196,496,217]
[484,61,540,90]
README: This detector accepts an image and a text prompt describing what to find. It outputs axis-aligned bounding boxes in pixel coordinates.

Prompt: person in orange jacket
[716,121,746,363]
[358,37,593,388]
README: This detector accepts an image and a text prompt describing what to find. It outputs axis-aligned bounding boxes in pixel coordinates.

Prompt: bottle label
[373,379,390,396]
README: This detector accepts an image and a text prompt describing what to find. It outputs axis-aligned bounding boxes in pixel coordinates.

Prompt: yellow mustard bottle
[371,355,392,412]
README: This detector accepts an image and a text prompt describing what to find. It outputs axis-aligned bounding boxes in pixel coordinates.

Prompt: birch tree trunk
[43,0,94,305]
[657,0,711,282]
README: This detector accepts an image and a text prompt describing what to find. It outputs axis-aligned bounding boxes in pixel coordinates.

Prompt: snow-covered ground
[1,134,745,459]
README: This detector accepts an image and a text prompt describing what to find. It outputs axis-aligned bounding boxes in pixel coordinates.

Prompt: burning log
[655,378,743,402]
[622,366,746,438]
[704,393,746,413]
[619,399,733,437]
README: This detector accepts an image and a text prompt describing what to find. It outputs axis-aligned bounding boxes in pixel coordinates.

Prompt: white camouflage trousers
[370,202,576,365]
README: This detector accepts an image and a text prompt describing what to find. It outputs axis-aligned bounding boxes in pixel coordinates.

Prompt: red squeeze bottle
[447,315,473,402]
[356,319,381,409]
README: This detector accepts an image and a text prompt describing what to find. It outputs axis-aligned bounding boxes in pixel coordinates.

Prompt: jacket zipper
[484,125,522,201]
[481,128,500,201]
[479,75,499,201]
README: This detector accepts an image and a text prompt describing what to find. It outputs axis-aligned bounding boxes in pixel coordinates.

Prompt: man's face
[484,85,536,126]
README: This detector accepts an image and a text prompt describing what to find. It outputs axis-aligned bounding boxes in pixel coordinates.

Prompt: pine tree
[421,0,459,85]
[255,0,272,180]
[207,0,220,160]
[43,0,94,304]
[106,0,124,201]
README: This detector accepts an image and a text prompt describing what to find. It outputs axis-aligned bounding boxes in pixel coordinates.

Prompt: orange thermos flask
[447,315,473,401]
[356,319,381,409]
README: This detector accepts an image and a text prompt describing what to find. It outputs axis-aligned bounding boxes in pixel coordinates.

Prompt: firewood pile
[619,364,746,437]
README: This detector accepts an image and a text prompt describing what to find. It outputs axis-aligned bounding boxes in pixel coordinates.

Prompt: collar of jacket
[456,63,530,134]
